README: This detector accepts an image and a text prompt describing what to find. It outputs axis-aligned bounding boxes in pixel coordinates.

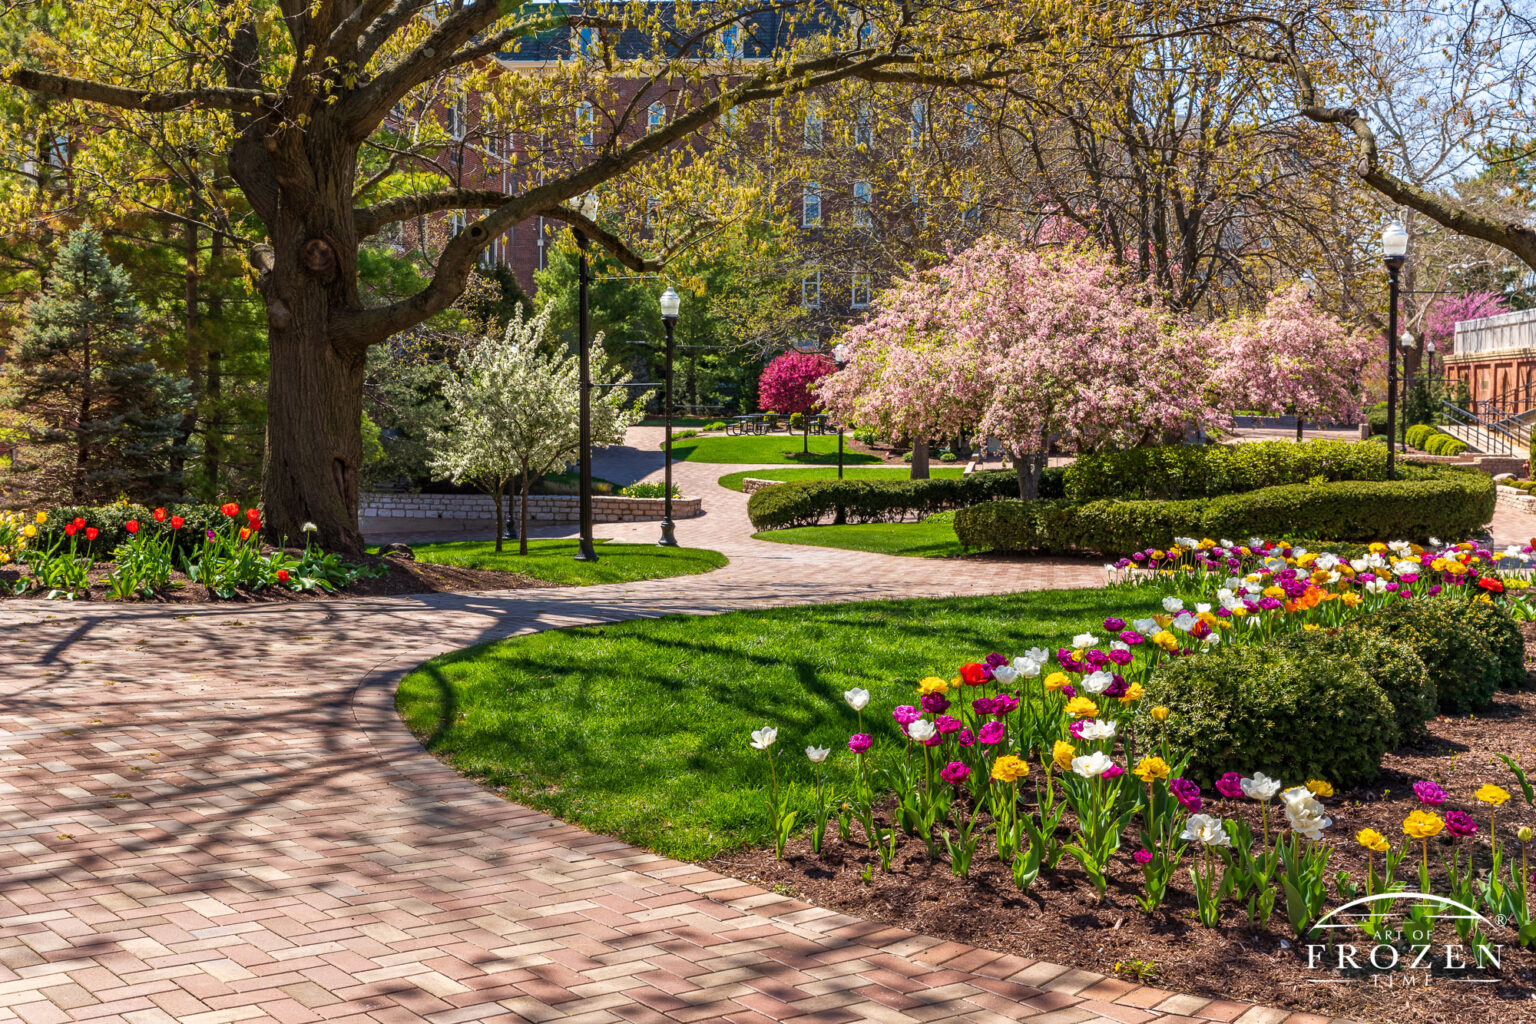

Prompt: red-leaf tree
[1204,285,1377,439]
[759,350,837,453]
[817,238,1218,498]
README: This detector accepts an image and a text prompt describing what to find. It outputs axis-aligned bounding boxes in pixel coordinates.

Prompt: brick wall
[360,491,701,523]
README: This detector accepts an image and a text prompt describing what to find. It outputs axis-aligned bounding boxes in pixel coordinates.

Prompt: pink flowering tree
[819,239,1218,498]
[1206,285,1377,439]
[759,350,838,453]
[1424,290,1508,358]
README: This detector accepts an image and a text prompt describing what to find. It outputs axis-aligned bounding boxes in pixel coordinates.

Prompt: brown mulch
[0,555,554,603]
[709,626,1536,1024]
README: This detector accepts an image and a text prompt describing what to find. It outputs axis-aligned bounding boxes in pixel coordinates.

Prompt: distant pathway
[0,429,1350,1023]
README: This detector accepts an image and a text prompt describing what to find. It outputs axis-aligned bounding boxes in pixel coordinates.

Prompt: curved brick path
[0,432,1347,1024]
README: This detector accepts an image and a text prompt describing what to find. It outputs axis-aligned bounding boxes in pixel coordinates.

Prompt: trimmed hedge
[1343,599,1515,714]
[1064,439,1388,501]
[1424,432,1470,457]
[1274,629,1436,743]
[954,466,1494,556]
[1141,641,1399,788]
[747,468,1065,530]
[1405,423,1436,449]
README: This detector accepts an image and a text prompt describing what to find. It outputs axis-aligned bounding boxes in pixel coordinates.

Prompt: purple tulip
[935,714,962,735]
[1171,777,1203,813]
[1120,630,1144,645]
[1061,684,1077,699]
[1103,617,1126,633]
[1069,719,1087,739]
[1103,763,1125,780]
[984,653,1008,669]
[1132,848,1153,866]
[1444,811,1478,837]
[848,733,872,754]
[939,761,971,785]
[892,705,921,726]
[978,721,1007,745]
[1108,648,1133,666]
[956,729,975,748]
[990,694,1020,716]
[1216,772,1245,799]
[1413,780,1447,806]
[971,697,996,716]
[1103,676,1128,699]
[920,693,950,714]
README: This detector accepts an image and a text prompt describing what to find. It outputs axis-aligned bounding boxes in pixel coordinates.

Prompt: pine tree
[6,227,188,502]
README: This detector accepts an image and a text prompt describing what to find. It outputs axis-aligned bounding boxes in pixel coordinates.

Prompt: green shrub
[747,470,1064,530]
[1424,433,1452,455]
[939,451,958,463]
[1064,439,1388,501]
[1405,424,1436,449]
[852,426,884,446]
[789,412,805,431]
[1344,599,1507,714]
[704,421,727,431]
[955,467,1494,555]
[1453,600,1527,691]
[1274,629,1436,743]
[39,502,234,559]
[618,482,681,499]
[660,429,700,448]
[1141,642,1399,788]
[1443,438,1469,457]
[1368,401,1390,437]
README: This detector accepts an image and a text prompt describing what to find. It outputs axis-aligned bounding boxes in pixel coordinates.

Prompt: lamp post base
[658,518,678,547]
[574,539,599,562]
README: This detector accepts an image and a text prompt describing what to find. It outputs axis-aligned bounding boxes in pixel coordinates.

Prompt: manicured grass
[753,520,968,558]
[669,433,883,465]
[639,416,718,428]
[403,539,728,586]
[395,586,1158,860]
[716,465,965,492]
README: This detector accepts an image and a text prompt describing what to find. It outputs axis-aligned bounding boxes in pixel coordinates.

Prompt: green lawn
[716,465,965,492]
[395,586,1157,860]
[401,539,728,586]
[669,433,883,465]
[753,519,967,558]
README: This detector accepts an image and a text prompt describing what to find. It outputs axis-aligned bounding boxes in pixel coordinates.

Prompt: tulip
[939,761,970,785]
[844,688,869,712]
[125,521,140,535]
[805,746,830,763]
[906,719,936,743]
[1071,751,1114,778]
[749,726,777,750]
[152,507,166,522]
[1180,814,1230,847]
[847,733,872,754]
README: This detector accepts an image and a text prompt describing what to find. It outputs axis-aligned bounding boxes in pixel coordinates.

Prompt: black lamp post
[1382,221,1408,478]
[1399,331,1415,439]
[1426,338,1436,378]
[658,286,681,547]
[832,342,848,480]
[572,191,601,562]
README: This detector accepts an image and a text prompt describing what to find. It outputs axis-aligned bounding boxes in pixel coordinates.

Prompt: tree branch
[7,68,274,112]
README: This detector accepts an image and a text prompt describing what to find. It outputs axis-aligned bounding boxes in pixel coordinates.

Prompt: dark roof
[499,3,837,63]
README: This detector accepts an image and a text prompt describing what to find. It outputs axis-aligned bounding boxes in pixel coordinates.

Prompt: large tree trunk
[1014,451,1047,500]
[492,487,504,553]
[910,439,930,480]
[518,477,532,556]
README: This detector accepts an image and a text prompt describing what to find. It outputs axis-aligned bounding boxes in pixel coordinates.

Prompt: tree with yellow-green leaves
[2,0,1238,552]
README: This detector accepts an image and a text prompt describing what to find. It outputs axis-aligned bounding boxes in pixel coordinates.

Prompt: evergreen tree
[5,227,188,502]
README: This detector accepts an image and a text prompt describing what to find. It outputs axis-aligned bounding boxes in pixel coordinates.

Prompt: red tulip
[72,517,86,529]
[153,507,167,522]
[170,515,185,529]
[64,524,77,537]
[239,527,251,541]
[85,527,99,541]
[220,502,238,517]
[276,569,290,583]
[125,520,139,534]
[245,507,260,521]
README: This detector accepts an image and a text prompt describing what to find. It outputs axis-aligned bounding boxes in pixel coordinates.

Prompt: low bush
[660,429,700,448]
[747,468,1066,530]
[704,420,727,431]
[1064,439,1388,501]
[1343,599,1509,714]
[618,482,681,499]
[1368,401,1389,437]
[1141,641,1399,788]
[1274,629,1436,743]
[852,426,884,446]
[1405,423,1436,449]
[789,412,805,431]
[954,466,1494,555]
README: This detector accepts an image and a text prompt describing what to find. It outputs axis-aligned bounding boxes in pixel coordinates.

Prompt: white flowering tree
[429,306,649,553]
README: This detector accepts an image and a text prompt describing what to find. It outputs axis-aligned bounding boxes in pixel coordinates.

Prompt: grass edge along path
[753,519,968,558]
[716,465,966,491]
[395,586,1155,861]
[671,433,884,465]
[400,538,728,586]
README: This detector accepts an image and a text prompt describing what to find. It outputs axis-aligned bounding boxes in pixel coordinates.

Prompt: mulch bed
[0,555,553,603]
[709,626,1536,1024]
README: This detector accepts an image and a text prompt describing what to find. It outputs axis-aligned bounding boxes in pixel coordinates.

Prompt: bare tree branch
[7,67,274,113]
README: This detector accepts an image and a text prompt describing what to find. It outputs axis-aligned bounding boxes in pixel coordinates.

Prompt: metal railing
[1437,376,1536,455]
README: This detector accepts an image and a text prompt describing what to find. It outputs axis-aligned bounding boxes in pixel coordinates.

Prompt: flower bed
[723,537,1536,1021]
[0,503,384,600]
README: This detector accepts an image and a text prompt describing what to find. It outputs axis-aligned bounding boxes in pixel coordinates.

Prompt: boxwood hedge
[746,468,1065,530]
[1273,628,1436,743]
[1064,439,1389,501]
[953,466,1493,556]
[1343,598,1522,714]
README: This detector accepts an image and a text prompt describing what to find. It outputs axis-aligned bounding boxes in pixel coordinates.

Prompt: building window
[480,233,504,270]
[911,186,927,228]
[720,23,741,58]
[576,101,594,147]
[961,186,982,226]
[720,106,743,135]
[447,211,466,238]
[851,270,872,309]
[644,195,660,227]
[449,97,466,140]
[576,26,596,55]
[910,99,925,148]
[648,101,666,130]
[802,183,821,228]
[852,181,872,228]
[802,271,821,309]
[962,100,982,148]
[854,104,874,147]
[803,103,823,148]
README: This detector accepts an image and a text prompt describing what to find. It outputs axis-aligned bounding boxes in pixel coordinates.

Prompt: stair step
[1439,422,1527,456]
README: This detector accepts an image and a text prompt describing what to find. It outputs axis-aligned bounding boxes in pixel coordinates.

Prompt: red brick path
[0,432,1353,1023]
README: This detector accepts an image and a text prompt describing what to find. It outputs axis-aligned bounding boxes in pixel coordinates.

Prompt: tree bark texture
[909,439,930,479]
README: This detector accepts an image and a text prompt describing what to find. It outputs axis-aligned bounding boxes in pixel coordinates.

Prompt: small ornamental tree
[5,227,188,502]
[429,306,649,553]
[819,239,1216,498]
[1206,285,1377,440]
[759,350,838,453]
[1424,290,1508,358]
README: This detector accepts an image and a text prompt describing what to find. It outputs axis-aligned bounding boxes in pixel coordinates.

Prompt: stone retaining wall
[360,490,700,523]
[741,478,781,495]
[1497,486,1536,516]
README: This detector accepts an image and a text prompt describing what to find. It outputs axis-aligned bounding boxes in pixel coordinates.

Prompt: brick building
[1444,307,1536,412]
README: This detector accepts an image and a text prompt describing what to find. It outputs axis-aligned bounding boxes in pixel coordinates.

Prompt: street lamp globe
[1427,339,1437,354]
[1400,331,1415,351]
[1382,221,1408,259]
[659,285,681,321]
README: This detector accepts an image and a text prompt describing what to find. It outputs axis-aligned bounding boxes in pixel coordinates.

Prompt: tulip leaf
[1497,754,1536,807]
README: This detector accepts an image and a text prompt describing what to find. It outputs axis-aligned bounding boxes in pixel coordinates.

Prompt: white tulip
[1249,536,1264,547]
[1281,786,1332,840]
[1180,813,1231,847]
[906,719,936,742]
[1172,612,1196,633]
[1174,535,1199,548]
[1195,602,1212,614]
[750,726,778,750]
[301,521,318,533]
[1071,751,1115,778]
[991,665,1018,685]
[1161,596,1184,613]
[1077,718,1117,741]
[1429,537,1442,547]
[1082,670,1113,695]
[1109,640,1129,653]
[1221,539,1234,548]
[844,688,870,711]
[806,746,830,763]
[1024,646,1049,665]
[1364,578,1388,594]
[1241,772,1282,801]
[1012,657,1041,678]
[1072,632,1098,650]
[1132,618,1159,636]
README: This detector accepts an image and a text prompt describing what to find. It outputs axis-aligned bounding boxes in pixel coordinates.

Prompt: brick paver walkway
[0,431,1349,1023]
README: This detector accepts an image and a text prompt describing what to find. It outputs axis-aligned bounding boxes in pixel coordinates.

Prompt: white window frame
[449,98,467,141]
[719,23,742,58]
[852,181,873,228]
[648,100,666,130]
[576,26,597,55]
[802,183,822,228]
[910,99,925,148]
[854,104,874,147]
[576,101,594,147]
[851,270,872,309]
[447,211,466,238]
[801,271,822,309]
[803,103,824,149]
